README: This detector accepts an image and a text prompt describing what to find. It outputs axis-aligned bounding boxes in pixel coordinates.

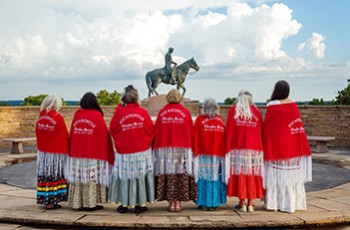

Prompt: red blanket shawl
[36,110,69,154]
[193,114,225,157]
[70,109,114,165]
[225,105,263,152]
[110,103,154,154]
[153,103,193,149]
[264,102,311,161]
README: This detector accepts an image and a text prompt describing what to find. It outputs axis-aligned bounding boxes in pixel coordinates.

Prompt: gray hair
[40,95,63,112]
[202,98,219,118]
[122,85,139,104]
[234,90,253,120]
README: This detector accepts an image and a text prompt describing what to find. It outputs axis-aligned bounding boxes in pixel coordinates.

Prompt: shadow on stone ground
[0,160,350,192]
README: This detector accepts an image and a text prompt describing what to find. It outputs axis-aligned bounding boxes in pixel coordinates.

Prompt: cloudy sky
[0,0,349,102]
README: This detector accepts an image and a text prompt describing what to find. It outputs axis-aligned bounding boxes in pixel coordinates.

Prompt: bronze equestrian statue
[145,48,200,97]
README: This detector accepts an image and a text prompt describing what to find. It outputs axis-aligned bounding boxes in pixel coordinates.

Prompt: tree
[309,98,325,105]
[335,82,350,105]
[96,89,121,105]
[22,94,48,106]
[22,94,67,106]
[224,97,236,105]
[0,101,9,106]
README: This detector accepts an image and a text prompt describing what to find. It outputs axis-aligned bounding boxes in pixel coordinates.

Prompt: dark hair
[80,92,104,116]
[121,85,139,104]
[270,80,290,101]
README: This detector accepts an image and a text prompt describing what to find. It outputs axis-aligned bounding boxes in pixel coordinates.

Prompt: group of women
[35,80,312,214]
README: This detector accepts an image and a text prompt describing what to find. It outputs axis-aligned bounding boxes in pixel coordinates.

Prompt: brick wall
[1,104,349,149]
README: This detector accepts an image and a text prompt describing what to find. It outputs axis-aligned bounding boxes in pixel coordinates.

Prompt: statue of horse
[145,58,200,97]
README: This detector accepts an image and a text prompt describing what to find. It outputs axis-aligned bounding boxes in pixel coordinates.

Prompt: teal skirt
[108,171,155,207]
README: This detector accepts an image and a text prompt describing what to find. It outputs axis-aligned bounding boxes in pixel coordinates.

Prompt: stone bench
[3,137,36,154]
[307,136,335,153]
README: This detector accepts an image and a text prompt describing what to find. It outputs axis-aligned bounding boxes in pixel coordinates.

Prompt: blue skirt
[196,177,226,208]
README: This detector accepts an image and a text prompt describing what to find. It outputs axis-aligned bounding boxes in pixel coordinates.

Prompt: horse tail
[145,72,153,97]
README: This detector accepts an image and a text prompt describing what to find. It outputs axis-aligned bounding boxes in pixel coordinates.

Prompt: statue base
[141,95,196,117]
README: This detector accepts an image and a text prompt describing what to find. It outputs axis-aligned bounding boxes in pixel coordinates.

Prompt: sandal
[168,201,175,212]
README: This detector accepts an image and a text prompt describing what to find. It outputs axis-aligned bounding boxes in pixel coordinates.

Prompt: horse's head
[189,58,200,71]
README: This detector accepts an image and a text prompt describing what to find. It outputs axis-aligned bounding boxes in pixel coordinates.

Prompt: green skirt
[108,171,155,207]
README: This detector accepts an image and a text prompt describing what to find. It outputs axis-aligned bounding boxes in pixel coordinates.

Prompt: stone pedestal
[141,95,200,117]
[143,94,168,117]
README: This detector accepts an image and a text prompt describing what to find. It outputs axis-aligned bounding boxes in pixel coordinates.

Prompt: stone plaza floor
[0,148,350,229]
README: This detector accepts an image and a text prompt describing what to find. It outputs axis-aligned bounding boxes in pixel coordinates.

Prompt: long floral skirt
[227,173,263,200]
[156,173,197,202]
[109,171,155,207]
[68,180,107,209]
[37,175,68,206]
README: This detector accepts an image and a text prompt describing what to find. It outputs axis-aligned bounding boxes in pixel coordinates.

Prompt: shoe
[135,206,148,214]
[86,205,104,211]
[117,205,128,213]
[46,204,62,210]
[175,206,183,212]
[207,207,217,211]
[198,205,207,211]
[247,205,254,212]
[234,204,247,212]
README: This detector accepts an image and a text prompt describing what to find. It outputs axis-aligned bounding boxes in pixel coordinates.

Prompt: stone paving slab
[76,214,141,228]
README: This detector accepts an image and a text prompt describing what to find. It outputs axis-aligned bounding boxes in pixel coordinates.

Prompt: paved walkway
[0,149,350,229]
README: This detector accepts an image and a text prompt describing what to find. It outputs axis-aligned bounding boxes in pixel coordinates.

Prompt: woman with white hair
[193,98,226,211]
[225,91,264,212]
[36,95,69,209]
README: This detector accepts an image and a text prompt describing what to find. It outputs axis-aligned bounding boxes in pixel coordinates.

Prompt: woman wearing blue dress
[193,98,226,210]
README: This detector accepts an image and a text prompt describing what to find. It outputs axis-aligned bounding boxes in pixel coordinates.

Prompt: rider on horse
[165,47,178,84]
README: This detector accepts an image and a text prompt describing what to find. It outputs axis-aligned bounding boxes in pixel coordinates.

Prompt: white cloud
[297,42,305,52]
[0,0,346,102]
[308,32,326,59]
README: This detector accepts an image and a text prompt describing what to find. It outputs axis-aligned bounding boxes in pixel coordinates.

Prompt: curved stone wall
[1,104,349,149]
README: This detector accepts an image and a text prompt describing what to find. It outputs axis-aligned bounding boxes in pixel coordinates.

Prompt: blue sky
[0,0,349,102]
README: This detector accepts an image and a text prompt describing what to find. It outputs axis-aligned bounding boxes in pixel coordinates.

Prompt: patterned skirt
[37,175,68,206]
[68,180,108,209]
[156,173,197,202]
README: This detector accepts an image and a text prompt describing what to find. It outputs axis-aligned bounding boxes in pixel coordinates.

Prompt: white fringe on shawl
[263,156,312,189]
[36,151,68,177]
[193,155,225,183]
[66,156,113,187]
[113,148,153,180]
[225,149,264,184]
[153,147,193,176]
